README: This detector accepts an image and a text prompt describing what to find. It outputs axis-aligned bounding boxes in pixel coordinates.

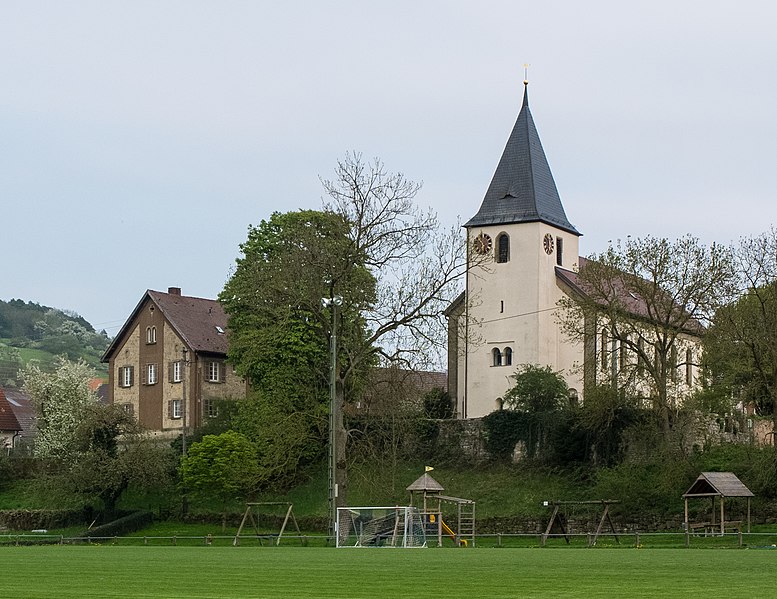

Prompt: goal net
[336,506,427,548]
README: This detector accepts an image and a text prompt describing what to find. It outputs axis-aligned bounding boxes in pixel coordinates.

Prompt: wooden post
[747,498,751,533]
[720,496,725,536]
[683,498,689,531]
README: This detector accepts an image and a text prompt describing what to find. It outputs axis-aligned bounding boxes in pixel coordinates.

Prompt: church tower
[448,82,584,418]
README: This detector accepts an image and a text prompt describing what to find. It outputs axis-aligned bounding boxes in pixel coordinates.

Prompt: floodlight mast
[322,295,343,544]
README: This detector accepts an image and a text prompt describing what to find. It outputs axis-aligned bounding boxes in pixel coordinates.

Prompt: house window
[122,403,134,416]
[119,366,134,388]
[170,361,182,383]
[146,326,157,344]
[171,399,182,419]
[556,237,564,266]
[204,399,219,419]
[207,361,221,383]
[496,233,510,263]
[492,348,502,367]
[504,347,513,366]
[146,363,157,385]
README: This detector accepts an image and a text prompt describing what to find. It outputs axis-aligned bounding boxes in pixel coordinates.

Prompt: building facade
[102,287,247,433]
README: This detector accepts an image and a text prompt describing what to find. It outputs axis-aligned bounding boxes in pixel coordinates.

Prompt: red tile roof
[0,388,22,432]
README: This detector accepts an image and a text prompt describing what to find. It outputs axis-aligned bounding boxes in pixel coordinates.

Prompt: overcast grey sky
[2,0,776,336]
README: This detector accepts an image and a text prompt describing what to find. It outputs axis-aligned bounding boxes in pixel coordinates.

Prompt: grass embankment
[2,546,776,598]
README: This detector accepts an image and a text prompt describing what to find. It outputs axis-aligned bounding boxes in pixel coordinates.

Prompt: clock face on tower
[543,233,555,255]
[473,232,493,255]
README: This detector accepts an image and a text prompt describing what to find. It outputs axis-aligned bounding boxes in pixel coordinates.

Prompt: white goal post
[336,506,427,548]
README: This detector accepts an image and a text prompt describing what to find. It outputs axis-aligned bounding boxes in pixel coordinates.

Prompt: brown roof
[148,290,228,354]
[0,388,22,432]
[683,472,754,498]
[2,388,36,436]
[406,472,445,493]
[103,289,229,361]
[555,257,705,336]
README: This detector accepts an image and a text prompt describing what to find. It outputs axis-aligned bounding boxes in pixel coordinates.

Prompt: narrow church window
[496,233,510,263]
[600,329,609,371]
[556,237,564,266]
[492,348,502,367]
[146,326,157,344]
[619,335,629,369]
[504,347,513,366]
[685,349,693,385]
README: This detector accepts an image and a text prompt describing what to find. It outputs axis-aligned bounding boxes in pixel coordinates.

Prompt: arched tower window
[496,233,510,263]
[492,348,502,367]
[504,347,513,366]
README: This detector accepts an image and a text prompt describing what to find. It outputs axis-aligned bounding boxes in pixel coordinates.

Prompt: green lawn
[2,546,775,597]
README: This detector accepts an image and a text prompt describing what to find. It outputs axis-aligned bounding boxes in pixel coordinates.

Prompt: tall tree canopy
[22,358,173,512]
[705,229,777,441]
[559,235,736,432]
[221,153,467,503]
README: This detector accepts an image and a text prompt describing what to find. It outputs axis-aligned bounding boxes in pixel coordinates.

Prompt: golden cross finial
[523,63,530,85]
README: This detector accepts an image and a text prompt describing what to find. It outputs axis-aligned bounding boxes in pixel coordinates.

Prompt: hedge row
[0,508,87,531]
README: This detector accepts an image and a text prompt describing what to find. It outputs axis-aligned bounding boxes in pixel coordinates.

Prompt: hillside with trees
[0,298,110,386]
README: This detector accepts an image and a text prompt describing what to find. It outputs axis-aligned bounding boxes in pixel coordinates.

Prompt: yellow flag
[425,466,434,472]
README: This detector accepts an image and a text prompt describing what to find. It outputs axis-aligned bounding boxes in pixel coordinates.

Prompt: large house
[102,287,247,433]
[447,83,701,419]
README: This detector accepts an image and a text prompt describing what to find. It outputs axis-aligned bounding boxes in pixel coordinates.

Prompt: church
[446,81,701,419]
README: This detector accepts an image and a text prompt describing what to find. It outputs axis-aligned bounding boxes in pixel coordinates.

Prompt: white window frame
[171,399,182,419]
[147,363,157,385]
[207,361,220,383]
[120,366,133,388]
[146,326,157,344]
[173,361,182,383]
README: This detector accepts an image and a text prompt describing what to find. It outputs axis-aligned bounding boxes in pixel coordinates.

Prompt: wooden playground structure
[406,471,475,547]
[541,500,620,546]
[233,502,305,546]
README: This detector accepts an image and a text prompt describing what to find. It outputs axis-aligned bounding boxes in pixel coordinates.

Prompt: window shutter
[128,366,134,387]
[168,401,173,419]
[220,362,226,383]
[141,365,147,386]
[118,367,125,387]
[168,362,174,383]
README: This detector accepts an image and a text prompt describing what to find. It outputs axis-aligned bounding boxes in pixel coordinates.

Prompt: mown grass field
[3,545,775,598]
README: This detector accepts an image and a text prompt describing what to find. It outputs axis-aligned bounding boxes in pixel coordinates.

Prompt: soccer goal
[336,506,427,548]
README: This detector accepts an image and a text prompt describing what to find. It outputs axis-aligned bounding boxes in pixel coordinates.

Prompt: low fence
[3,530,777,549]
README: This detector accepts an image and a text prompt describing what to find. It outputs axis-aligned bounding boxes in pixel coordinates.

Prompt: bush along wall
[0,508,88,531]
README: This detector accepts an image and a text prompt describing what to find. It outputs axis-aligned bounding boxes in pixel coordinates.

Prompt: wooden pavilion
[683,472,753,535]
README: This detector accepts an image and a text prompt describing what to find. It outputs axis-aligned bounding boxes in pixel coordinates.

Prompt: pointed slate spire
[465,82,580,235]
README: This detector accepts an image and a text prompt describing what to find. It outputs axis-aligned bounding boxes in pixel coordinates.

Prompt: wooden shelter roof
[406,473,444,493]
[683,472,754,498]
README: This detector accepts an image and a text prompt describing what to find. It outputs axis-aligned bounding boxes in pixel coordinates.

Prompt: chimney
[168,287,182,296]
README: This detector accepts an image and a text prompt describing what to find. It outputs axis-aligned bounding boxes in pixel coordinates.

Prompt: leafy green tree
[558,235,736,434]
[501,365,570,459]
[180,431,260,528]
[22,358,174,513]
[704,229,777,441]
[22,358,97,459]
[222,154,467,506]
